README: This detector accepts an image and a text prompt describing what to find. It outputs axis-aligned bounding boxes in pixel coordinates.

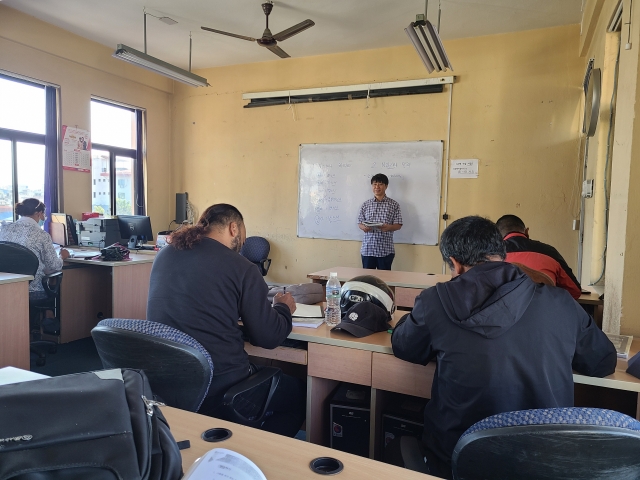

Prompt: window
[0,75,51,222]
[91,99,145,216]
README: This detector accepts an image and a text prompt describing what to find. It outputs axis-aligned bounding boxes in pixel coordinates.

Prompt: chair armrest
[260,258,272,276]
[42,271,63,297]
[223,367,280,401]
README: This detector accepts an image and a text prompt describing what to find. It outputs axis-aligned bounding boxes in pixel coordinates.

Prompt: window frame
[0,72,54,223]
[90,97,145,216]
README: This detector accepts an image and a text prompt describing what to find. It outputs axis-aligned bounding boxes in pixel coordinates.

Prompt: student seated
[147,203,305,437]
[391,216,616,478]
[496,214,582,299]
[0,198,70,292]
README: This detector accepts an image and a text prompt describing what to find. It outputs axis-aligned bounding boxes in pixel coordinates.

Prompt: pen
[283,286,286,295]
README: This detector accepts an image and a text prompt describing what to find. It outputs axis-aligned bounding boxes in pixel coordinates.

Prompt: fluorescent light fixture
[159,16,178,25]
[405,20,453,74]
[113,44,209,87]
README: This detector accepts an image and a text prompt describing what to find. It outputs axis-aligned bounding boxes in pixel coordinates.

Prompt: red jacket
[504,232,582,299]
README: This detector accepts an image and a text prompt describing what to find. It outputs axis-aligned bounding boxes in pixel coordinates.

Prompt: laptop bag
[0,369,183,480]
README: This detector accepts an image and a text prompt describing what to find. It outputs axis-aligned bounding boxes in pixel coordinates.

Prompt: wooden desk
[308,266,604,312]
[162,406,436,479]
[60,251,155,342]
[0,273,32,369]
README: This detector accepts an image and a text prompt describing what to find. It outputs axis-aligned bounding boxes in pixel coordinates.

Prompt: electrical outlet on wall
[582,179,594,198]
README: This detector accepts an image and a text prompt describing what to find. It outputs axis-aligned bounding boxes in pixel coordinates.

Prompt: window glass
[115,156,134,215]
[91,149,110,215]
[91,101,136,149]
[0,139,12,221]
[0,77,45,134]
[16,142,45,203]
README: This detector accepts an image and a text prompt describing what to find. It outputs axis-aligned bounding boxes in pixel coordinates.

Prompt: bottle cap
[330,272,337,276]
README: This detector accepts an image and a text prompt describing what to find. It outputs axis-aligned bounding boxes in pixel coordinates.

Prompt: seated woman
[0,198,70,302]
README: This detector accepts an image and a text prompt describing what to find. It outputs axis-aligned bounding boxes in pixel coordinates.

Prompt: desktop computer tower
[329,383,370,458]
[381,393,428,461]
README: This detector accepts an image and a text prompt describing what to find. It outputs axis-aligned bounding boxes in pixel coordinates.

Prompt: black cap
[331,302,391,338]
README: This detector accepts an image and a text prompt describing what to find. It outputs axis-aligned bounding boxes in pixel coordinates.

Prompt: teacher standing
[357,173,403,270]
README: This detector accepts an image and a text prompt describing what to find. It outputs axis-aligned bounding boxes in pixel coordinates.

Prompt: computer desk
[162,406,437,479]
[60,251,156,343]
[0,273,31,369]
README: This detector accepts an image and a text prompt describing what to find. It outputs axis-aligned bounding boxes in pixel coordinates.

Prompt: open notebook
[292,303,324,329]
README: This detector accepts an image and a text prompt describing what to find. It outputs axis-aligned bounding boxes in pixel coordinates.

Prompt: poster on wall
[62,125,91,172]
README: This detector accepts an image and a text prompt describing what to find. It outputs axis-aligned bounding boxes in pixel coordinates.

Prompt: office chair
[240,236,272,276]
[91,319,282,424]
[451,407,640,480]
[0,241,62,366]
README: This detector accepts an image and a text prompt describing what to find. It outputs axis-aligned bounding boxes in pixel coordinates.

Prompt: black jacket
[147,237,292,377]
[391,262,616,469]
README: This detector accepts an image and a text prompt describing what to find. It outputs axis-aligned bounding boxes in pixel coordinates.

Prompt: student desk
[0,273,32,369]
[162,406,437,479]
[60,251,156,343]
[247,310,640,458]
[308,266,604,316]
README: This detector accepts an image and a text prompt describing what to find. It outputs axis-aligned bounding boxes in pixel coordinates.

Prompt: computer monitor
[117,215,153,249]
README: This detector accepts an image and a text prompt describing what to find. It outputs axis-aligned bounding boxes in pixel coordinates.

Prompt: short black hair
[371,173,389,185]
[495,214,526,238]
[440,216,506,269]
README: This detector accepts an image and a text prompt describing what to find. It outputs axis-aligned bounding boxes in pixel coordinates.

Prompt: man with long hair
[147,203,305,437]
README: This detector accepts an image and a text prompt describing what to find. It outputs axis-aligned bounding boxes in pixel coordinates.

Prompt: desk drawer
[395,287,421,308]
[245,344,308,365]
[372,353,433,398]
[308,343,372,386]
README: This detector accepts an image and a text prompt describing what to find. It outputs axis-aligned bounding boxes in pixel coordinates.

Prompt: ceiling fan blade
[200,26,256,42]
[272,19,315,42]
[266,44,290,58]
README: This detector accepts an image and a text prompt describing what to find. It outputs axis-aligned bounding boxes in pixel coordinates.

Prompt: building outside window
[90,98,145,216]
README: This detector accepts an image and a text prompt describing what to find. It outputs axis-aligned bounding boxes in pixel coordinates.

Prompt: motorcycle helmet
[340,275,395,316]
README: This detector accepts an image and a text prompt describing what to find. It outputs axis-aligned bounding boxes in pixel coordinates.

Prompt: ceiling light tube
[113,44,209,87]
[424,20,453,71]
[405,24,435,73]
[417,24,442,70]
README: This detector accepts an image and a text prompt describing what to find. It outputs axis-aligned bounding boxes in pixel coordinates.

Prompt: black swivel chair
[91,319,282,425]
[451,407,640,479]
[240,236,272,276]
[0,241,62,366]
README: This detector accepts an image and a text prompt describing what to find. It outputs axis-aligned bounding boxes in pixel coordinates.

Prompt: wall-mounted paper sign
[450,159,478,178]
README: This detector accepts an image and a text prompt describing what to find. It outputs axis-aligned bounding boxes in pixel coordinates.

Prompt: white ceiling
[4,0,582,70]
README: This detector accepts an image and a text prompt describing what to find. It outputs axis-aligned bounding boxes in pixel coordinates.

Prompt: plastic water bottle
[325,272,341,327]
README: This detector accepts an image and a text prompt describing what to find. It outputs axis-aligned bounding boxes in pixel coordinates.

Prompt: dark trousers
[198,364,306,438]
[384,436,451,479]
[362,253,395,270]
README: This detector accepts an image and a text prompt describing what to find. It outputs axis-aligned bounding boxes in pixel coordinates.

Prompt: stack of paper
[363,221,383,227]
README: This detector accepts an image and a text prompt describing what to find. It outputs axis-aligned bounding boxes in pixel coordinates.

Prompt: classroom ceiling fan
[201,1,315,58]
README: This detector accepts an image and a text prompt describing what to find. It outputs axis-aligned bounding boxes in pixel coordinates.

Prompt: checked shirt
[357,196,402,257]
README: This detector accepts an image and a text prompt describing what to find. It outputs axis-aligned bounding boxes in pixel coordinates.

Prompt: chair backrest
[91,319,214,412]
[0,241,39,277]
[511,262,556,286]
[240,236,270,262]
[452,407,640,480]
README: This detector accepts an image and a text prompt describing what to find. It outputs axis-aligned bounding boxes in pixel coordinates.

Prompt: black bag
[101,243,131,261]
[0,369,183,480]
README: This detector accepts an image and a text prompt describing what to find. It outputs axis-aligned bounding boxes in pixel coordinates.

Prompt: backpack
[0,369,183,480]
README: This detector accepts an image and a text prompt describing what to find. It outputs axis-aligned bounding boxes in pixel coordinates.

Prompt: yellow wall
[0,5,174,231]
[173,25,584,284]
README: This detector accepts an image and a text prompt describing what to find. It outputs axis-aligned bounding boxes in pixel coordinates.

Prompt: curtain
[135,109,146,215]
[43,86,58,233]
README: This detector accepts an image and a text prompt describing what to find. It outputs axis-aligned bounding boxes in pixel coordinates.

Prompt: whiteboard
[298,141,443,245]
